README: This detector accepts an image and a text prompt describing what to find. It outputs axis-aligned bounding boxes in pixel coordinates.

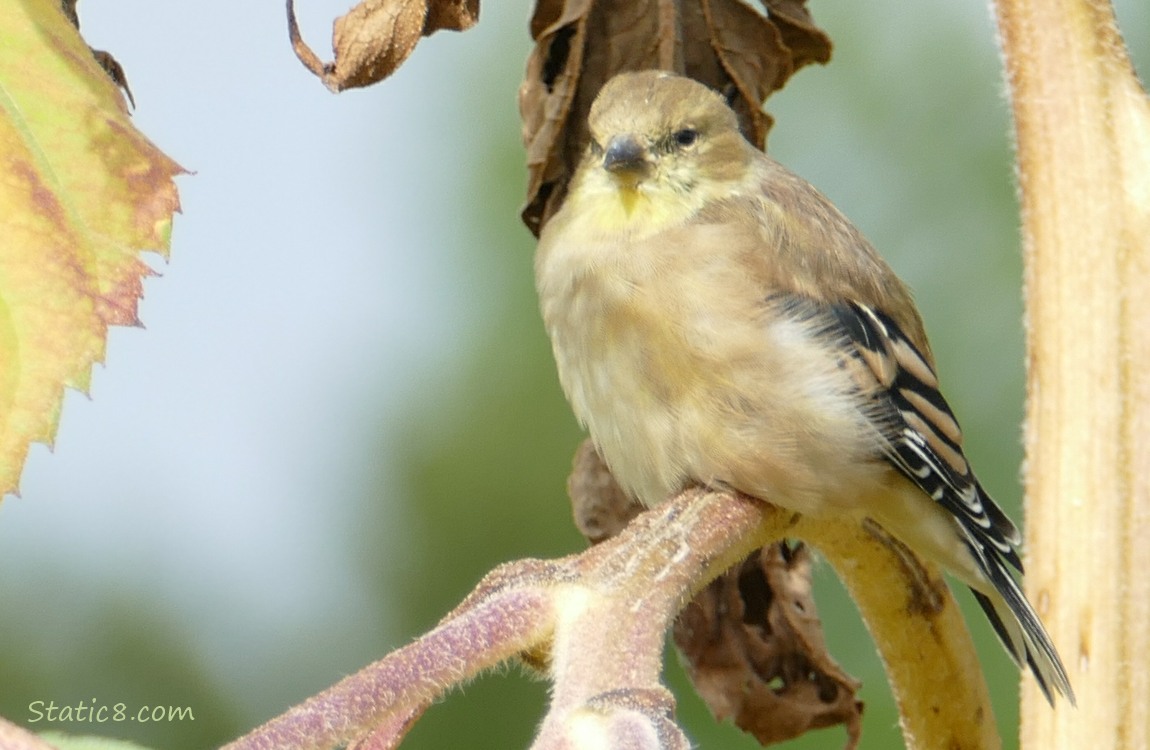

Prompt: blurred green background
[0,1,1146,749]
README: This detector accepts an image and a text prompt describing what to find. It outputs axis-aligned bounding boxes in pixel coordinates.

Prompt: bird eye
[588,139,603,156]
[673,128,699,148]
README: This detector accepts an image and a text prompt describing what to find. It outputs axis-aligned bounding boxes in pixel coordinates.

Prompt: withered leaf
[764,0,833,70]
[424,0,479,33]
[330,0,427,90]
[286,0,479,92]
[700,0,792,146]
[518,0,593,238]
[674,544,863,748]
[519,0,832,236]
[568,438,644,543]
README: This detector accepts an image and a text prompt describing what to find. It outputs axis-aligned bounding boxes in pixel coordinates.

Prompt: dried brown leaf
[674,544,863,748]
[331,0,426,89]
[568,438,644,543]
[424,0,478,33]
[700,0,791,147]
[519,0,832,236]
[762,0,833,70]
[529,0,572,39]
[286,0,479,92]
[519,0,592,237]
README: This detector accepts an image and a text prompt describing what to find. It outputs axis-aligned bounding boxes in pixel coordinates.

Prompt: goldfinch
[535,69,1073,704]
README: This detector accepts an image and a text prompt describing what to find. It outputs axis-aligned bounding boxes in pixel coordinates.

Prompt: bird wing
[827,300,1078,703]
[733,160,1071,702]
[825,298,1024,570]
[733,166,1021,566]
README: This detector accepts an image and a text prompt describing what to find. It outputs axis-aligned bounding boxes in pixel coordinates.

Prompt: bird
[534,69,1073,704]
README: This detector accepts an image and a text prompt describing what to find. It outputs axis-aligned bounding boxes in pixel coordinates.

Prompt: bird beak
[602,135,650,178]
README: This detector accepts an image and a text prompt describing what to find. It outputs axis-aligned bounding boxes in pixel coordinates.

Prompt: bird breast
[537,220,887,513]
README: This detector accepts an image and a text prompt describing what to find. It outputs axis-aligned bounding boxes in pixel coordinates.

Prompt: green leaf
[38,732,157,750]
[0,0,184,496]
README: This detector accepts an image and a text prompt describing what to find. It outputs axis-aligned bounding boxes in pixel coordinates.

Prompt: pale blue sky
[2,0,536,717]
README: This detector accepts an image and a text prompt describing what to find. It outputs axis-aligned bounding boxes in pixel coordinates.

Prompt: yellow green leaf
[0,0,183,497]
[38,732,157,750]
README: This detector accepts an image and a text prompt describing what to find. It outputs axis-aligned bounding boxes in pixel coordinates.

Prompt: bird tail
[969,551,1075,706]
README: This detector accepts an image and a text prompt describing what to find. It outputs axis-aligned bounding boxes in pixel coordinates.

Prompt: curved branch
[224,487,996,749]
[801,519,1000,748]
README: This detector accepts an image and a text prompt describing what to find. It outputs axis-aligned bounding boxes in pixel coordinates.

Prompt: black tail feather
[969,548,1075,706]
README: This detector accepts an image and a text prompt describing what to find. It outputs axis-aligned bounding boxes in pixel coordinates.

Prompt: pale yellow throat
[577,174,700,237]
[616,184,642,216]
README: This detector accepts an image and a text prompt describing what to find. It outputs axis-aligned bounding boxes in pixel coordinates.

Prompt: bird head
[581,71,754,202]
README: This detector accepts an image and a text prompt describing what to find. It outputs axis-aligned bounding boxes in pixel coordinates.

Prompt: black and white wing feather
[829,299,1074,705]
